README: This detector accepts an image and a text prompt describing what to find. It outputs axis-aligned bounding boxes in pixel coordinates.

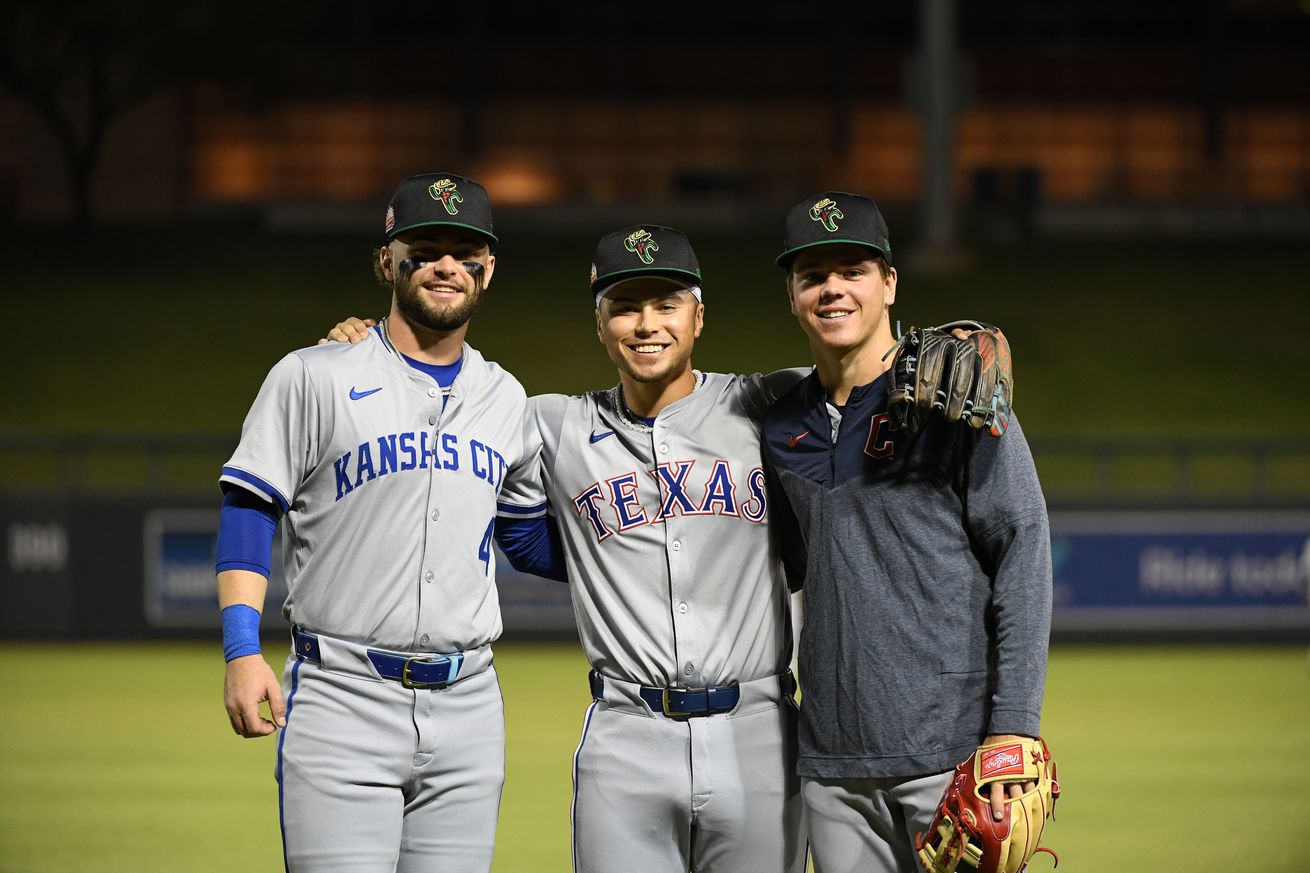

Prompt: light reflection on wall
[188,103,1310,206]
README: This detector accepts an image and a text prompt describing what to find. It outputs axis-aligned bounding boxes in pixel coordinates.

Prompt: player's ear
[883,266,897,307]
[378,244,394,282]
[784,275,798,315]
[481,253,495,289]
[595,306,604,343]
[693,302,704,338]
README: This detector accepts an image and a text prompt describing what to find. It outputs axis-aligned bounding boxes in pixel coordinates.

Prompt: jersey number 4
[478,517,494,576]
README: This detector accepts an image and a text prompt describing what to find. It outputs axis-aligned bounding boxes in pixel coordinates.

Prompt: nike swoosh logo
[589,430,615,444]
[788,430,812,448]
[349,386,383,400]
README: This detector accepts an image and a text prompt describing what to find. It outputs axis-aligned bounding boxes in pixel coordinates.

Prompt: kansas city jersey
[498,371,803,689]
[221,325,530,653]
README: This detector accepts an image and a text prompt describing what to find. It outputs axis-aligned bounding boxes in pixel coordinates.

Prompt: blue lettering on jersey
[698,460,739,516]
[469,439,507,488]
[654,461,698,521]
[573,459,767,542]
[377,434,398,476]
[740,468,768,522]
[441,433,460,470]
[354,441,376,487]
[607,472,648,530]
[334,451,354,500]
[399,432,418,470]
[329,431,503,502]
[572,482,613,542]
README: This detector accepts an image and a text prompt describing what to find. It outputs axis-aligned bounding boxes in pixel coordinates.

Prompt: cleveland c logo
[810,198,844,232]
[429,179,463,215]
[624,229,659,265]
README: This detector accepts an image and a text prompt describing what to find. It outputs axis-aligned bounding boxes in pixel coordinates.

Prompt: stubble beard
[393,272,482,333]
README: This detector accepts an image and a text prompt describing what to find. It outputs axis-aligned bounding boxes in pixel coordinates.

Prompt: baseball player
[216,173,533,873]
[511,226,810,873]
[760,192,1053,873]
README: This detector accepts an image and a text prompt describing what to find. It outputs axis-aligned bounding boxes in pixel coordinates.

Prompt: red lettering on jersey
[864,414,897,460]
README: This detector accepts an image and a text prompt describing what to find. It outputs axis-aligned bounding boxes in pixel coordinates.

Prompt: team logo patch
[809,198,844,232]
[881,236,892,255]
[590,262,598,284]
[979,744,1026,779]
[428,178,463,215]
[384,206,395,234]
[624,229,659,265]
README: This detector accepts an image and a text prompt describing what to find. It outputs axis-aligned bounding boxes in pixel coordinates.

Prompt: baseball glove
[887,320,1013,437]
[916,736,1060,873]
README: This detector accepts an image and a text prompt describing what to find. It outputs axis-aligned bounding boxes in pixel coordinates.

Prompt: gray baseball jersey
[498,369,808,873]
[222,322,529,873]
[222,325,530,652]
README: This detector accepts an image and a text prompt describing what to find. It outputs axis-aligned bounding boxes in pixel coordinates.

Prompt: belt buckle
[401,656,445,689]
[662,686,694,718]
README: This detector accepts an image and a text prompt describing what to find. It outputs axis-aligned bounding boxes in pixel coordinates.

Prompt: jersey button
[683,663,694,676]
[671,540,681,552]
[428,415,437,425]
[424,570,434,582]
[677,602,688,614]
[419,634,430,646]
[428,388,438,398]
[658,444,669,454]
[431,510,440,522]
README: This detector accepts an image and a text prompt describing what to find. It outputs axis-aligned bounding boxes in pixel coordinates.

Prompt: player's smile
[597,279,703,386]
[787,243,895,355]
[385,228,494,335]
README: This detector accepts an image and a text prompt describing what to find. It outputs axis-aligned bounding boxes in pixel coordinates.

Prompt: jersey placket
[415,377,460,650]
[652,420,701,689]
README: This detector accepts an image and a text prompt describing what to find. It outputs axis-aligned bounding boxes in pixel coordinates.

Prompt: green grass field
[2,642,1308,872]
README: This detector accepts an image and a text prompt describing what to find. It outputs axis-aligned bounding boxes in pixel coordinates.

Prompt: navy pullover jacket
[763,369,1052,779]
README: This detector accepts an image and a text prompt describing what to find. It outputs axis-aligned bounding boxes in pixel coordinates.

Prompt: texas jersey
[500,371,801,688]
[221,324,530,652]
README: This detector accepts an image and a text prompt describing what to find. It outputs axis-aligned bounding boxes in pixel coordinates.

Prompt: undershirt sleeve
[215,486,281,577]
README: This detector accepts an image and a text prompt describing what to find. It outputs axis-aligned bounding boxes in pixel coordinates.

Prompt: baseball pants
[276,634,505,873]
[801,769,954,873]
[571,673,806,873]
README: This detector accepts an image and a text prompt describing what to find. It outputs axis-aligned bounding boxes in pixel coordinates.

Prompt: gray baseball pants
[276,634,504,873]
[571,673,806,873]
[801,769,954,873]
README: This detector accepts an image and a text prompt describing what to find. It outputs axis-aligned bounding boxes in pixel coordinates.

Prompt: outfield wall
[2,494,1307,642]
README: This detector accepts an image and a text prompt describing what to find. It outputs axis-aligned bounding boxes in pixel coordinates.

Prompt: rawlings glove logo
[980,744,1026,778]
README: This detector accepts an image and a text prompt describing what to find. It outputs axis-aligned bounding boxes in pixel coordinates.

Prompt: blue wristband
[221,604,262,662]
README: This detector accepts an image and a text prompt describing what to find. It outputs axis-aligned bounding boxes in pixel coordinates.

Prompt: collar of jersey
[608,370,706,433]
[373,317,478,395]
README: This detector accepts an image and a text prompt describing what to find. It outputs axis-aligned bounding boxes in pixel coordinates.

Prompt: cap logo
[428,178,464,216]
[589,262,598,284]
[384,205,395,234]
[809,198,844,232]
[624,229,659,265]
